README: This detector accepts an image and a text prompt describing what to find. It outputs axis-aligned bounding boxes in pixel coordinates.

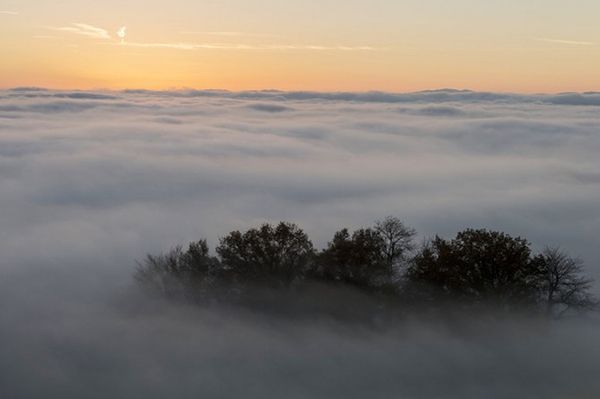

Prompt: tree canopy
[135,219,597,317]
[309,227,388,289]
[216,222,314,289]
[407,229,541,307]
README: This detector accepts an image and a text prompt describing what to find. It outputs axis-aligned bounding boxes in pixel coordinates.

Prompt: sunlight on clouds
[53,23,112,40]
[117,26,127,43]
[46,21,379,52]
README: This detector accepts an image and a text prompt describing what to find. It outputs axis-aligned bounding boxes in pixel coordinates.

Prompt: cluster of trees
[135,217,597,318]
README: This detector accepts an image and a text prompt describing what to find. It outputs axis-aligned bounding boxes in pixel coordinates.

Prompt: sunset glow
[2,0,599,92]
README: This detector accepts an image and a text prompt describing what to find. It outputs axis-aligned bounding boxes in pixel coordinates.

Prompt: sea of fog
[1,88,599,397]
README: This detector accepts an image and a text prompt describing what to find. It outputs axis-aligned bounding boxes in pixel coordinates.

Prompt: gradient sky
[1,0,599,92]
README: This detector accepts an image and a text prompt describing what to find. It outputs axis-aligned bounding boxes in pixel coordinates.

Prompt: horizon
[5,86,600,96]
[0,86,600,96]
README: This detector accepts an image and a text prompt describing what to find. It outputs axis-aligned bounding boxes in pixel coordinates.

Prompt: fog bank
[1,88,599,397]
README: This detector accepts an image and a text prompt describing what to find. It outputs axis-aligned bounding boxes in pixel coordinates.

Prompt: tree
[537,247,598,317]
[216,222,314,289]
[134,223,598,317]
[407,229,541,307]
[374,216,416,278]
[311,228,389,289]
[135,239,220,301]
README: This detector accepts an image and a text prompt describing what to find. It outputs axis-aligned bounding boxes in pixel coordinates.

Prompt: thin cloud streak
[120,41,379,51]
[33,35,60,40]
[42,23,378,51]
[52,23,112,40]
[180,31,280,38]
[0,10,19,15]
[534,37,595,46]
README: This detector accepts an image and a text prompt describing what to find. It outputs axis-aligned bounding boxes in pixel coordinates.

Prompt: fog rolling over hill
[1,88,600,397]
[1,88,599,283]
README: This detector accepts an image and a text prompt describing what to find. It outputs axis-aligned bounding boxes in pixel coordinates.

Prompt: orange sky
[1,0,599,92]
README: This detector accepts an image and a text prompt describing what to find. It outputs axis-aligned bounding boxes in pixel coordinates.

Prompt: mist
[2,272,600,398]
[1,88,600,397]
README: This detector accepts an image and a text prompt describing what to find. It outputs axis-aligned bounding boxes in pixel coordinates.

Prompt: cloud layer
[2,88,599,274]
[1,88,599,397]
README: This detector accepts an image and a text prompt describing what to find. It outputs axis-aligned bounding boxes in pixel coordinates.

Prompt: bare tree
[539,247,598,317]
[374,216,416,278]
[135,240,220,302]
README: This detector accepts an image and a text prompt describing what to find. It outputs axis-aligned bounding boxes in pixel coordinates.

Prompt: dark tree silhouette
[310,228,389,289]
[374,216,416,278]
[216,222,314,289]
[134,221,597,318]
[407,229,541,307]
[537,247,598,316]
[134,240,220,301]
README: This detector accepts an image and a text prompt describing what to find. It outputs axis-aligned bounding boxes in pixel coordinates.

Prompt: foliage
[309,228,388,289]
[135,220,597,317]
[216,222,314,289]
[407,229,541,307]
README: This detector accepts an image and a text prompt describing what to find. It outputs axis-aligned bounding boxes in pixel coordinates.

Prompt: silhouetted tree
[216,222,314,289]
[407,229,541,307]
[135,240,220,302]
[311,228,389,290]
[537,247,598,317]
[134,221,598,317]
[374,216,416,278]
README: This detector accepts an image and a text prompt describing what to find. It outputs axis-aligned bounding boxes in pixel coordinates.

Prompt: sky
[1,0,600,92]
